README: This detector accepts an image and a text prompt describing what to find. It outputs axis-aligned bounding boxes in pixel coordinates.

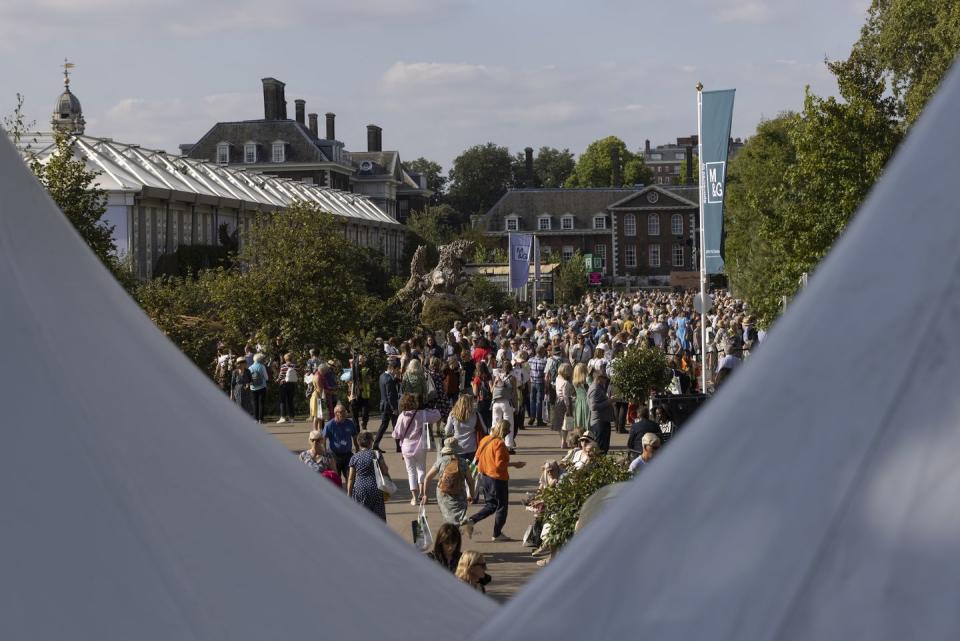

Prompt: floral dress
[427,369,452,424]
[349,449,386,520]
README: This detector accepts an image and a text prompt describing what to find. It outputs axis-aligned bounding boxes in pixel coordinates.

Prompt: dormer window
[538,215,551,231]
[271,141,286,163]
[561,215,574,230]
[505,215,519,232]
[244,142,257,164]
[593,215,607,230]
[216,142,230,165]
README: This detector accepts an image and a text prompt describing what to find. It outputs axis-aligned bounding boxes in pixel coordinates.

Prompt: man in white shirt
[628,432,661,473]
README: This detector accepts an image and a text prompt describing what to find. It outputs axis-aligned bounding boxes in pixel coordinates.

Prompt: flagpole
[532,235,539,313]
[697,81,709,395]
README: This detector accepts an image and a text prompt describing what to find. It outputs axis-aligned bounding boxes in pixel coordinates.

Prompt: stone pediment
[607,186,697,210]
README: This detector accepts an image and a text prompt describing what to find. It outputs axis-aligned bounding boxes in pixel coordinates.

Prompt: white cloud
[381,62,495,91]
[679,65,697,74]
[714,0,772,23]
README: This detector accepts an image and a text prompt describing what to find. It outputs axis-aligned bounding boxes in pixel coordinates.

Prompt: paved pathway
[264,415,630,602]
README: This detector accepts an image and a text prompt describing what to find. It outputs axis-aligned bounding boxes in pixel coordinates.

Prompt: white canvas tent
[0,132,495,640]
[472,62,960,641]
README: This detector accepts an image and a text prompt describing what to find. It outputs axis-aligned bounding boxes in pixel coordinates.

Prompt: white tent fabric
[0,132,495,639]
[472,62,960,641]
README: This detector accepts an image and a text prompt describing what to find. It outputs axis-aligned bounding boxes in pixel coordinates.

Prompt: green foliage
[610,345,671,404]
[552,251,588,304]
[402,157,447,204]
[511,146,576,188]
[447,143,514,219]
[152,245,232,278]
[458,274,513,316]
[565,136,652,187]
[540,453,632,548]
[3,93,36,147]
[677,153,699,185]
[406,204,459,247]
[420,297,464,333]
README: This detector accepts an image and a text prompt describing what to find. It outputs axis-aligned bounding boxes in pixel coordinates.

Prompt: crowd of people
[212,287,760,590]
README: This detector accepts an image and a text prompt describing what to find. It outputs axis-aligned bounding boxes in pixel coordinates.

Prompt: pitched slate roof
[481,188,638,233]
[189,119,330,164]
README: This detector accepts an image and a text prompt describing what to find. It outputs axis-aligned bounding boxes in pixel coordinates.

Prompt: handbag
[412,507,433,551]
[425,374,438,402]
[373,451,398,497]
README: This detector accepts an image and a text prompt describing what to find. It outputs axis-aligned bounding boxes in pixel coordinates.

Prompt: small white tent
[472,62,960,641]
[0,132,495,640]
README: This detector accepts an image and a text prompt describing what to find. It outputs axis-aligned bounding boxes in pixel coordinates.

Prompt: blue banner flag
[509,233,533,289]
[699,88,735,274]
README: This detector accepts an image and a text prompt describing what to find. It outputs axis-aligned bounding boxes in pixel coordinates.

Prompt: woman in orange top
[461,420,526,542]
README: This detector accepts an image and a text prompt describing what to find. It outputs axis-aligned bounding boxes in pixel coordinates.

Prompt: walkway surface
[264,416,630,602]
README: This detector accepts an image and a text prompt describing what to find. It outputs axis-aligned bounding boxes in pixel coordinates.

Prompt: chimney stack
[294,99,305,125]
[308,113,318,137]
[524,147,534,188]
[611,145,621,187]
[644,139,651,153]
[261,78,287,120]
[326,112,336,140]
[367,124,382,152]
[685,146,693,185]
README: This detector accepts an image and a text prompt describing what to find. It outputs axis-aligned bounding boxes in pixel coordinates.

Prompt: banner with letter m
[700,89,735,274]
[508,233,533,289]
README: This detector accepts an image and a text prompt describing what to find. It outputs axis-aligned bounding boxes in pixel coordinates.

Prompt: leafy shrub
[540,454,632,548]
[610,345,672,404]
[420,296,464,333]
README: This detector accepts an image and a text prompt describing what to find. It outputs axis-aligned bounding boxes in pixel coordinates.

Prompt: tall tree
[447,143,514,221]
[564,136,652,187]
[402,157,447,204]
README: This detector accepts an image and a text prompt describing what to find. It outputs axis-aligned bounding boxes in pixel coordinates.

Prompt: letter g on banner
[706,161,726,204]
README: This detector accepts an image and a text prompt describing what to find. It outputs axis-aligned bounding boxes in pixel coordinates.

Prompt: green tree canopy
[565,136,652,187]
[402,157,447,204]
[511,146,577,188]
[553,251,588,304]
[447,143,514,220]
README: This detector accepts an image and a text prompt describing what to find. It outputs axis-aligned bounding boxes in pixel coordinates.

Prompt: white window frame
[538,215,551,231]
[671,213,683,235]
[595,244,607,270]
[244,142,256,164]
[676,152,685,160]
[216,142,229,165]
[562,245,574,261]
[271,141,286,163]
[624,245,636,268]
[505,216,519,232]
[593,215,606,230]
[648,213,660,236]
[648,244,661,267]
[623,214,636,237]
[673,244,685,267]
[561,215,574,230]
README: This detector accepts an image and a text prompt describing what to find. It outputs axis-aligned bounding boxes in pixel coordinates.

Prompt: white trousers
[492,400,515,448]
[403,449,427,491]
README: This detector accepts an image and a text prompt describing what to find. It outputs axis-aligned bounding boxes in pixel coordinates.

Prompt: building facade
[478,185,699,286]
[642,135,745,186]
[184,78,431,222]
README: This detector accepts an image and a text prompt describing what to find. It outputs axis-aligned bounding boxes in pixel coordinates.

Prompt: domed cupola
[51,59,85,135]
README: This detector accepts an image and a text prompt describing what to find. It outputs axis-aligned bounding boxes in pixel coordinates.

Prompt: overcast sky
[1,0,869,171]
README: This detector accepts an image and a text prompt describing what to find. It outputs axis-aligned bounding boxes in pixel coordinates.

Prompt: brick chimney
[367,124,382,152]
[611,145,621,187]
[645,139,651,153]
[685,145,694,185]
[326,112,336,140]
[524,147,534,187]
[294,99,305,125]
[308,113,318,137]
[261,78,287,120]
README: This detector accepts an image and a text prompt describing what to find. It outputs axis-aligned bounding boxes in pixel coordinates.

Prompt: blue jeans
[529,381,544,423]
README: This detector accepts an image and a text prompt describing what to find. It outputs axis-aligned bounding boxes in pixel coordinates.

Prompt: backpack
[250,366,264,387]
[285,366,299,383]
[437,457,464,495]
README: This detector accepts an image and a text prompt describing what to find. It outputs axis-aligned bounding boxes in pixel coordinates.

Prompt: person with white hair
[248,353,269,424]
[628,432,661,473]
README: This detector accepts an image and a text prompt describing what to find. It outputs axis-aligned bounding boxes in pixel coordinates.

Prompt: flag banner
[700,88,735,274]
[509,233,533,289]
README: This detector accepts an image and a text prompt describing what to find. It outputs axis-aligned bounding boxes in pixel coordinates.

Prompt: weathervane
[63,58,75,87]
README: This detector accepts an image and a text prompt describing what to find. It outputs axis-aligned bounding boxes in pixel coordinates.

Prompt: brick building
[642,135,745,186]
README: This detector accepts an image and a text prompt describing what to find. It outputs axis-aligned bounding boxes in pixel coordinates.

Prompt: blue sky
[1,0,869,171]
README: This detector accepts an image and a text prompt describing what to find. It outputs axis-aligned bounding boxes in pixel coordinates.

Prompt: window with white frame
[593,215,606,230]
[216,142,229,164]
[244,143,256,164]
[505,216,519,231]
[648,244,661,267]
[538,215,551,231]
[271,141,286,163]
[562,246,574,261]
[671,213,683,235]
[623,214,636,236]
[676,152,685,160]
[595,244,607,269]
[648,213,660,235]
[624,245,637,268]
[673,244,684,267]
[561,215,574,230]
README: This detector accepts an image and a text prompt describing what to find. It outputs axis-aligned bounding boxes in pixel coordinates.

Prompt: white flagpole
[697,81,709,395]
[532,235,539,313]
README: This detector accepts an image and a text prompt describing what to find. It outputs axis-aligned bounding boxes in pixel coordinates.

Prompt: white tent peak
[472,60,960,641]
[0,129,495,640]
